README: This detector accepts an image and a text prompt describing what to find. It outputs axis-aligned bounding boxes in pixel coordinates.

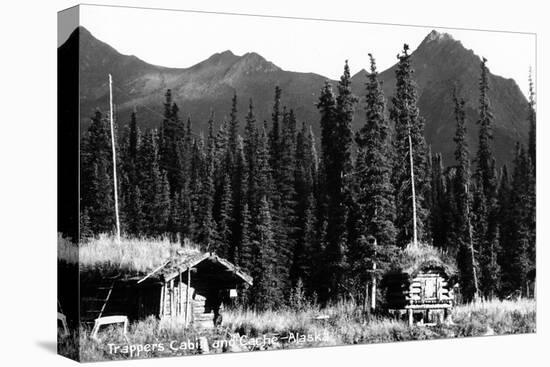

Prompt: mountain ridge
[64,26,530,165]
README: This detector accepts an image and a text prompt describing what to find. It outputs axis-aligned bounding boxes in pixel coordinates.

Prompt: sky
[71,4,536,97]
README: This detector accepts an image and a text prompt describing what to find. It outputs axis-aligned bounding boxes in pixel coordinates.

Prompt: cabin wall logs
[386,270,452,308]
[159,279,214,326]
[407,273,451,304]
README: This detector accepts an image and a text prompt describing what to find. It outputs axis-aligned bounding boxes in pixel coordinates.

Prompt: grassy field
[60,298,536,362]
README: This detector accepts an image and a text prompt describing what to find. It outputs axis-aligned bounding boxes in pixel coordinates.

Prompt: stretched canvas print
[57,4,537,362]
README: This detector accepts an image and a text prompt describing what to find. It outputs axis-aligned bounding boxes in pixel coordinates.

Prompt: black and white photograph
[53,2,539,364]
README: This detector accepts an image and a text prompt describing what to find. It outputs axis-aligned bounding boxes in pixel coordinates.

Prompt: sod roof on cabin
[58,235,197,275]
[58,234,252,284]
[391,242,458,278]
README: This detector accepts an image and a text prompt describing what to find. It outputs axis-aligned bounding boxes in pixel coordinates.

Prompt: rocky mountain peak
[424,29,455,44]
[197,50,240,69]
[226,52,280,75]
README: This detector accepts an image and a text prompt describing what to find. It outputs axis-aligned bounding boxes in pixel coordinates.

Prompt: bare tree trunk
[371,262,377,311]
[363,282,369,313]
[465,183,479,301]
[109,74,121,243]
[408,130,418,247]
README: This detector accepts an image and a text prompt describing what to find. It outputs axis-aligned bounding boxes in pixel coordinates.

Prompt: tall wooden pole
[109,74,121,243]
[363,282,369,313]
[465,183,479,300]
[179,272,183,316]
[185,269,191,327]
[370,262,377,311]
[408,127,418,246]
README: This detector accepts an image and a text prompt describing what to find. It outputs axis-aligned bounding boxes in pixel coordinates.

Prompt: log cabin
[382,243,457,326]
[77,251,253,328]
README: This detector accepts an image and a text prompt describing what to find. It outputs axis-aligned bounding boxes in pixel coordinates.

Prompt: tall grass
[69,298,535,361]
[451,298,536,336]
[57,233,78,263]
[222,299,535,345]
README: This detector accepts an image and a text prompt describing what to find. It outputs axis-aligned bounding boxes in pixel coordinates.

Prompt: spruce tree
[429,153,447,249]
[471,181,488,288]
[176,183,196,241]
[474,58,500,298]
[120,109,140,185]
[159,89,185,194]
[526,154,536,267]
[269,86,282,177]
[243,100,259,210]
[137,129,171,235]
[475,58,498,201]
[334,61,357,179]
[481,225,501,299]
[206,111,216,158]
[427,152,458,253]
[186,135,203,242]
[215,119,230,170]
[123,183,144,235]
[213,119,230,224]
[250,196,281,310]
[277,109,299,292]
[80,208,93,240]
[239,203,254,274]
[390,44,430,246]
[183,116,194,177]
[442,170,459,250]
[452,90,479,301]
[228,93,239,158]
[501,144,534,296]
[290,193,317,292]
[525,71,536,273]
[316,61,357,301]
[354,54,396,275]
[255,125,275,213]
[480,160,501,298]
[81,110,115,234]
[497,165,511,223]
[316,81,338,302]
[120,110,143,235]
[196,115,218,249]
[294,122,310,210]
[216,171,233,258]
[292,122,318,289]
[527,69,536,173]
[231,137,248,264]
[156,170,172,234]
[128,110,139,172]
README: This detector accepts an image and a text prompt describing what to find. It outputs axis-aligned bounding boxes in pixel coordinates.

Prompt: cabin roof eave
[137,252,253,286]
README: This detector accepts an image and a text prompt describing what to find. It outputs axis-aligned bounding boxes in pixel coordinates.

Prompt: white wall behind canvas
[0,0,546,366]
